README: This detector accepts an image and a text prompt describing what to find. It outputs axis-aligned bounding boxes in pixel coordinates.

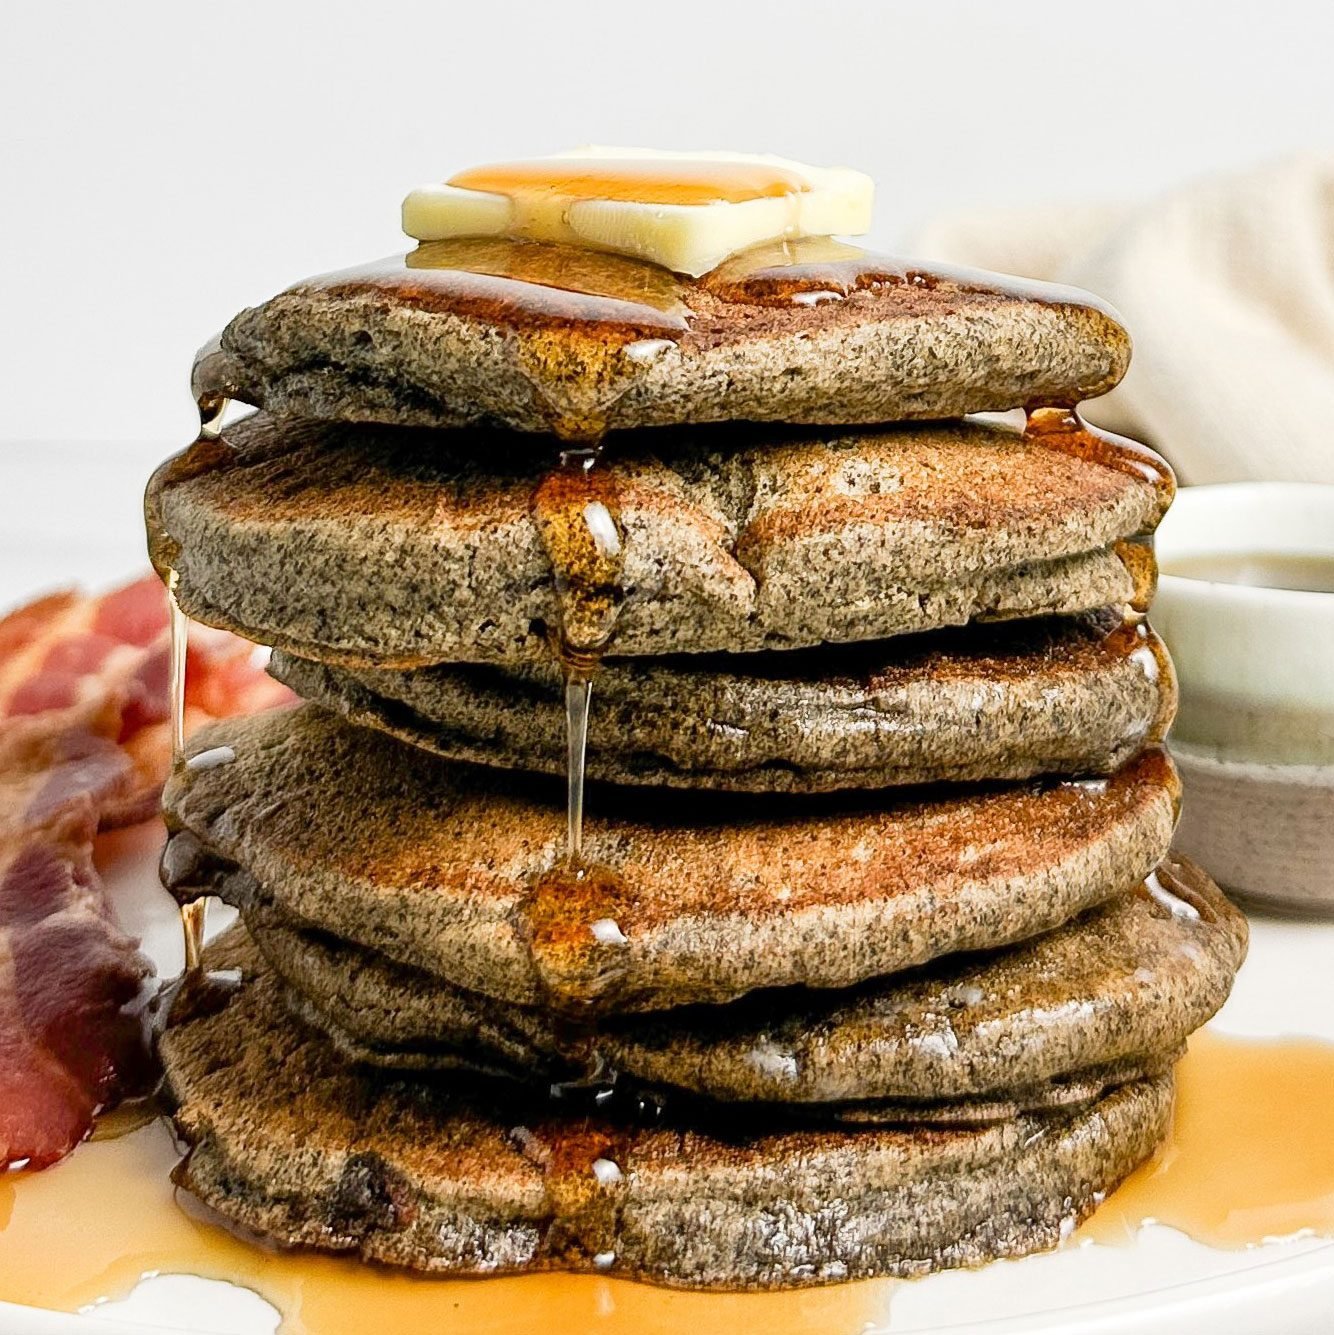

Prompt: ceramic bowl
[1153,483,1334,915]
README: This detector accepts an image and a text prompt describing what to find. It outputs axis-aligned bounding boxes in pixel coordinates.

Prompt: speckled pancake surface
[161,933,1173,1287]
[239,857,1244,1121]
[197,237,1131,440]
[147,414,1163,667]
[161,707,1180,1015]
[270,614,1175,791]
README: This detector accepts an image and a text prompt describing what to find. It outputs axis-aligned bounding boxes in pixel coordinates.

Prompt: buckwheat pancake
[147,414,1166,668]
[161,932,1174,1286]
[244,856,1244,1123]
[162,707,1179,1015]
[197,237,1131,442]
[271,614,1175,792]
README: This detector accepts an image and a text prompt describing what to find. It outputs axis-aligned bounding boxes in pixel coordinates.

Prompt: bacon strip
[0,699,154,1167]
[0,575,293,1169]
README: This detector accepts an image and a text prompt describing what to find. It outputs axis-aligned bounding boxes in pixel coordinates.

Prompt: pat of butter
[401,147,873,277]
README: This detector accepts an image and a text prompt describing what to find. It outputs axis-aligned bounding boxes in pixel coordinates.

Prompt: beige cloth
[910,155,1334,485]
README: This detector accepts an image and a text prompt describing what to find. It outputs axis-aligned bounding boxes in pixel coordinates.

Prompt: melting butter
[403,148,874,276]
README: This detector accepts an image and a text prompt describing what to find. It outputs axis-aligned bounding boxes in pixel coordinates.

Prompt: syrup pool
[1081,1029,1334,1247]
[3,1031,1332,1332]
[0,1117,893,1335]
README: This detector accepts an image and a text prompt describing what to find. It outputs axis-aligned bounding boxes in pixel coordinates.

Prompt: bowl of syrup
[1153,482,1334,915]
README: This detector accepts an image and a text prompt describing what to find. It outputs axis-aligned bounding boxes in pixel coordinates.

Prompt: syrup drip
[1113,536,1159,616]
[287,240,691,442]
[1024,407,1173,616]
[522,449,636,1012]
[167,566,207,973]
[158,393,237,978]
[145,402,241,582]
[189,334,238,415]
[1082,1030,1334,1246]
[1023,407,1176,513]
[4,1033,1332,1330]
[179,899,207,974]
[525,861,637,1013]
[565,674,593,860]
[530,449,627,863]
[166,573,188,766]
[1101,618,1178,745]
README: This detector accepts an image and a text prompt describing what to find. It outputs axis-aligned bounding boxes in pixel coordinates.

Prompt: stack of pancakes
[147,237,1245,1288]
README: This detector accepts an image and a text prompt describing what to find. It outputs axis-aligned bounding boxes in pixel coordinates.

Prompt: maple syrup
[100,212,1275,1332]
[179,898,207,974]
[153,392,243,977]
[702,237,1125,318]
[1114,536,1159,615]
[450,158,813,207]
[0,1121,894,1335]
[4,1032,1332,1330]
[215,238,1135,443]
[261,240,691,442]
[402,237,691,321]
[520,448,637,1006]
[283,237,1128,336]
[530,451,627,676]
[524,860,637,1013]
[1083,1030,1334,1246]
[530,449,627,865]
[1024,406,1176,513]
[145,409,243,584]
[703,237,951,306]
[1023,407,1173,616]
[189,332,239,416]
[1101,618,1177,745]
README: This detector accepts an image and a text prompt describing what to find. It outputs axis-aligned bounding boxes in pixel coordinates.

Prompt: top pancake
[196,237,1131,440]
[147,414,1165,667]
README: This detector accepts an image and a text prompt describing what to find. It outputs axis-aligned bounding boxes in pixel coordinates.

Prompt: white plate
[1,450,1333,1334]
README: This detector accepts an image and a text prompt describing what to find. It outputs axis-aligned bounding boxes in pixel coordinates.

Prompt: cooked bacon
[0,813,152,1168]
[0,575,293,1170]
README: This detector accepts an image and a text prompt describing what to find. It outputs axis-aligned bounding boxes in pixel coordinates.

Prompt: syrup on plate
[4,1031,1332,1331]
[0,1115,893,1335]
[1081,1029,1334,1247]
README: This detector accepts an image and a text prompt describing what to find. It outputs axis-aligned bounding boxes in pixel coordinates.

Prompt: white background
[2,0,1333,459]
[2,10,1334,1329]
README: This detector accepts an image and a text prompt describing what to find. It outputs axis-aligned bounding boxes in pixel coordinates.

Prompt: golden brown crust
[148,415,1159,666]
[200,240,1131,439]
[162,707,1179,1014]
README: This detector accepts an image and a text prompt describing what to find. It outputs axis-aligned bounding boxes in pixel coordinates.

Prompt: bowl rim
[1157,481,1334,608]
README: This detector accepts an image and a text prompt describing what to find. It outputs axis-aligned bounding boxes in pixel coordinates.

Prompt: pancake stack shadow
[148,236,1246,1288]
